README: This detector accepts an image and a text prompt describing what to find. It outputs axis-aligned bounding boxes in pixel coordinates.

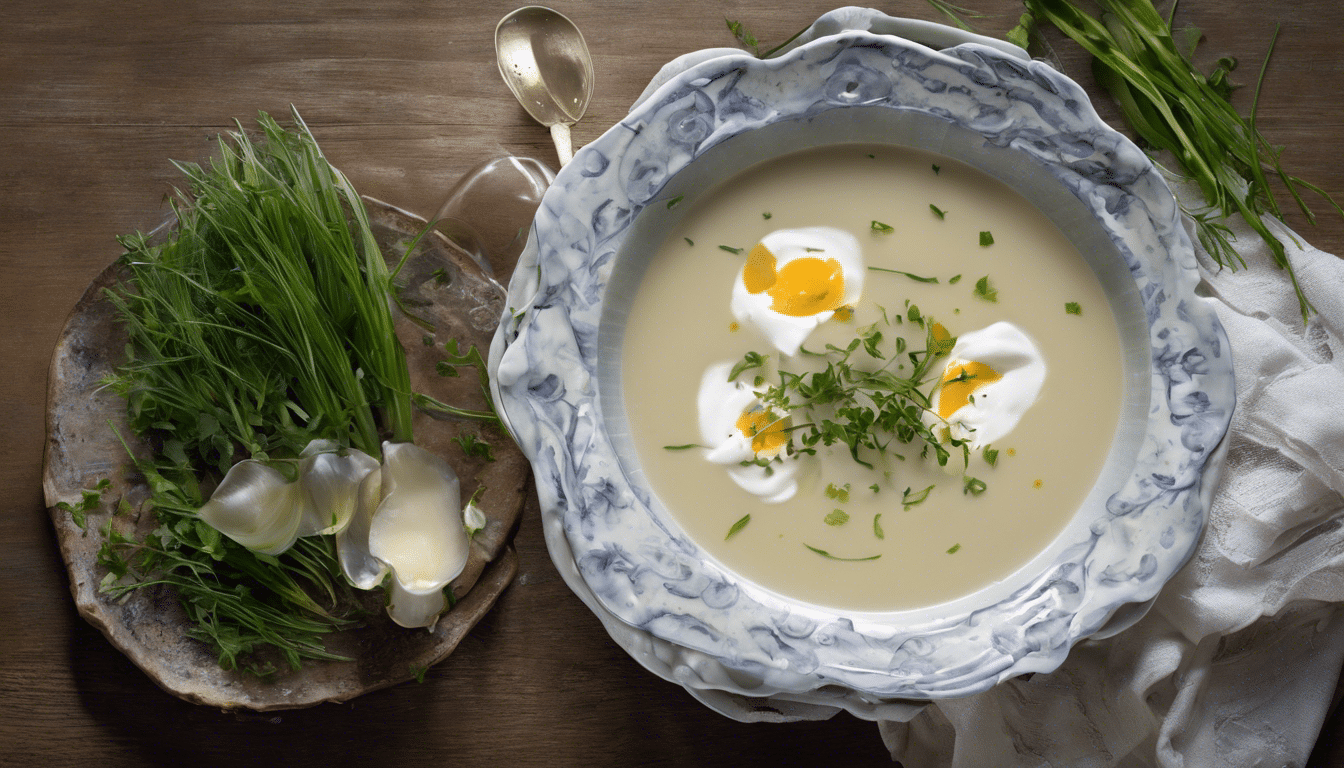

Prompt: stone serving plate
[489,13,1235,713]
[44,198,526,711]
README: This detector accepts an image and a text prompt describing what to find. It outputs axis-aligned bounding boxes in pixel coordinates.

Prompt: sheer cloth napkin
[632,10,1344,766]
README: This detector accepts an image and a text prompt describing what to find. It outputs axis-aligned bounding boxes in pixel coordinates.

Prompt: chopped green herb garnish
[684,237,694,247]
[825,483,851,503]
[411,665,428,684]
[804,544,881,562]
[762,211,772,219]
[902,484,936,510]
[663,443,701,451]
[907,304,924,326]
[930,204,947,219]
[431,267,451,285]
[870,220,894,233]
[873,514,885,540]
[948,274,962,284]
[932,163,941,174]
[973,276,999,303]
[728,350,769,381]
[870,483,881,493]
[979,231,994,246]
[719,245,743,254]
[726,514,751,540]
[1065,302,1082,315]
[946,543,962,554]
[869,266,939,284]
[963,476,988,496]
[824,509,850,526]
[666,195,684,209]
[983,446,1000,466]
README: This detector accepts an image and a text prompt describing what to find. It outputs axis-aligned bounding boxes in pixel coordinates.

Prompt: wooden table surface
[4,1,1343,765]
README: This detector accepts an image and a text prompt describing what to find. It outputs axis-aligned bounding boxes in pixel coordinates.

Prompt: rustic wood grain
[3,1,1342,765]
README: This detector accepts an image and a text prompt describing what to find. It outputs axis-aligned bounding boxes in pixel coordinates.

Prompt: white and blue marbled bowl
[487,22,1234,712]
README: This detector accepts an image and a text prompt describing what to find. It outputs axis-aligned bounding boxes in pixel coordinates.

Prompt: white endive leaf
[369,441,468,628]
[336,468,389,590]
[296,442,380,537]
[198,460,302,556]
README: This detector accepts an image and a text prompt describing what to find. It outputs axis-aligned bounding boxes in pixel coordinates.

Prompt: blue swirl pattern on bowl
[490,32,1234,699]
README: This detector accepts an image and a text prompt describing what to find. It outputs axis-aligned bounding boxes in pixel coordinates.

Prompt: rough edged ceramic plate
[43,197,526,711]
[491,28,1235,703]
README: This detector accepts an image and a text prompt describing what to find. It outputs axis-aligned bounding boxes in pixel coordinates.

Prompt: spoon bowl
[495,6,594,166]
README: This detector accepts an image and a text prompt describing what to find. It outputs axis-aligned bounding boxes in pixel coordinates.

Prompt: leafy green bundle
[99,109,417,673]
[1018,0,1341,322]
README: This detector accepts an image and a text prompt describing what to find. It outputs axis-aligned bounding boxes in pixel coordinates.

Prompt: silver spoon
[495,6,594,167]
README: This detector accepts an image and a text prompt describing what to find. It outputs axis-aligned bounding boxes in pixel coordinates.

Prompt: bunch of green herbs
[97,109,416,673]
[732,308,977,481]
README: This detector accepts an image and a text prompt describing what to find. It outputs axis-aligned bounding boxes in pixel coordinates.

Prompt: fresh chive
[663,443,702,451]
[948,274,962,284]
[719,245,743,254]
[684,237,694,246]
[963,476,988,496]
[983,446,1000,466]
[871,220,894,233]
[762,211,773,219]
[870,266,939,283]
[930,204,947,219]
[804,544,881,562]
[726,514,751,540]
[946,543,962,554]
[902,484,936,510]
[1024,0,1344,323]
[873,514,885,540]
[666,195,684,209]
[979,230,994,246]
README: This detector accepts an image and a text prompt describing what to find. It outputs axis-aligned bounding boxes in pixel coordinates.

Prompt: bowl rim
[490,30,1234,699]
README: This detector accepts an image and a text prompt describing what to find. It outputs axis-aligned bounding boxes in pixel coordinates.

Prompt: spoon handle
[550,123,574,167]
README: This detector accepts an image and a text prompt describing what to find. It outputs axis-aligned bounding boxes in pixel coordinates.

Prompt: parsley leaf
[973,276,999,302]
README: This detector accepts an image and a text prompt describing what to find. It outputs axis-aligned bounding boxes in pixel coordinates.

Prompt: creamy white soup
[619,144,1124,612]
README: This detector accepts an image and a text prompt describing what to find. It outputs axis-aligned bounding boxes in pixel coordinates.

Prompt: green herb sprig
[748,314,969,474]
[1022,0,1343,322]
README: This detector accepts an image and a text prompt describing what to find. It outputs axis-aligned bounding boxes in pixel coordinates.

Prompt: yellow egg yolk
[938,361,1003,420]
[743,244,846,317]
[735,406,790,456]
